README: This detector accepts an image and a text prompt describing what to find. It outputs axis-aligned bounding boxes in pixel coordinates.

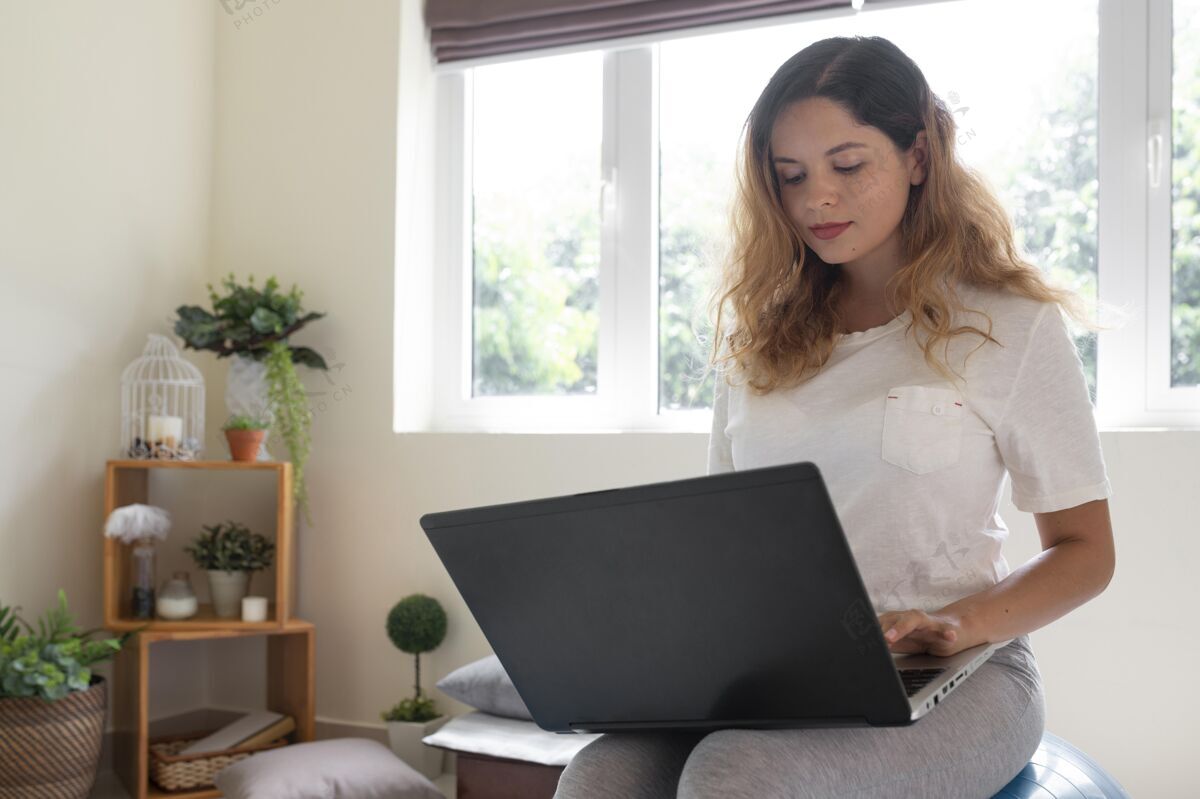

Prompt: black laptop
[419,461,1006,734]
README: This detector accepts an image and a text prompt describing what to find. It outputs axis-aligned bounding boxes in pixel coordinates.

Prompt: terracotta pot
[225,429,266,462]
[0,676,106,798]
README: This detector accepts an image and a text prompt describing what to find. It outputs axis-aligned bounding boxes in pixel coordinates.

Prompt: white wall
[0,1,215,637]
[1,1,1192,796]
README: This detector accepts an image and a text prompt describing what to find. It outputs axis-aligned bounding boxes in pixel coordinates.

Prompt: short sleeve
[708,372,734,475]
[995,303,1113,513]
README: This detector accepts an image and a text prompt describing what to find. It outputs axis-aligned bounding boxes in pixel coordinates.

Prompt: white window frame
[1147,0,1200,416]
[431,46,711,433]
[412,0,1200,433]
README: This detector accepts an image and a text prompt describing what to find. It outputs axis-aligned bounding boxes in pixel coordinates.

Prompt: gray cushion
[435,655,532,720]
[213,738,444,799]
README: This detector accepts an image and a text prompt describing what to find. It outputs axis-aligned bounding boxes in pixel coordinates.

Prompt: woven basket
[0,676,106,799]
[148,730,289,792]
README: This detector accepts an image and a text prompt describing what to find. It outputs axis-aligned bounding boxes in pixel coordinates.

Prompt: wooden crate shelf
[103,459,294,630]
[111,621,316,799]
[104,457,314,798]
[106,602,282,633]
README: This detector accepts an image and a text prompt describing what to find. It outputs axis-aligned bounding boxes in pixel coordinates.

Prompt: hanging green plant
[173,273,327,523]
[265,340,314,522]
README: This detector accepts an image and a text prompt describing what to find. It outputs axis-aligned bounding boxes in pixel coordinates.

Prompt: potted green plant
[222,414,271,463]
[381,594,448,780]
[184,521,276,619]
[173,273,328,522]
[0,591,128,799]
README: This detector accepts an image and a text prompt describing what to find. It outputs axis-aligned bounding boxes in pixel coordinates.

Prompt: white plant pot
[386,714,449,781]
[207,570,250,618]
[225,354,273,461]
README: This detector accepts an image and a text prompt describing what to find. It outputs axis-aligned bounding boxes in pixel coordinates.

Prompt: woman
[554,35,1115,799]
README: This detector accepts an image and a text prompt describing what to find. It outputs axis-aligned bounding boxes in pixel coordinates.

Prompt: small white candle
[148,415,183,448]
[242,595,269,623]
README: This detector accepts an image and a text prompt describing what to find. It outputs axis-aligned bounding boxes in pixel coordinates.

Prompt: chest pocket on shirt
[881,384,966,475]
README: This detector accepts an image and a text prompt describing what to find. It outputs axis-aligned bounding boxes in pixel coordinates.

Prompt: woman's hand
[876,608,973,657]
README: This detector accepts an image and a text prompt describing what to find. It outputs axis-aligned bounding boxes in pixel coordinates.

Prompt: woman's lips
[810,222,851,240]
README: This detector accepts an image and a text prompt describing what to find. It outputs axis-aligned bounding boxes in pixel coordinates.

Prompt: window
[416,0,1199,432]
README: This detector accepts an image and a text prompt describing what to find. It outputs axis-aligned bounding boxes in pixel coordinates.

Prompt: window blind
[424,0,859,64]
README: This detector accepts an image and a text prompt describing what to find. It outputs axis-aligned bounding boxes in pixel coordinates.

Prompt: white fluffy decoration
[104,503,172,543]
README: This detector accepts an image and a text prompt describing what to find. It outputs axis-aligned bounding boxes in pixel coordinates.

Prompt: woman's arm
[940,498,1115,647]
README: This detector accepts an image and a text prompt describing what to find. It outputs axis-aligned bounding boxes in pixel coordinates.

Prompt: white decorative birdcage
[120,334,205,460]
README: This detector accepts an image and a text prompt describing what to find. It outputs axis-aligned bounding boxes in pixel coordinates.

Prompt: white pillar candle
[148,415,183,448]
[242,595,269,623]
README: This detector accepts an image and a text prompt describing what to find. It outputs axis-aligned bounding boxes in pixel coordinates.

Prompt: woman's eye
[780,164,862,185]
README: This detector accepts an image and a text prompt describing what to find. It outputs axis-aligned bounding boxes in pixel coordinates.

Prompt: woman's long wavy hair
[706,35,1114,394]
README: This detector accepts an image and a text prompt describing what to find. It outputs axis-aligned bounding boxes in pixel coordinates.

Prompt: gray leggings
[554,635,1044,799]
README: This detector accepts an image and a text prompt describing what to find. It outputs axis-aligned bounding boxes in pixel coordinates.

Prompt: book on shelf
[177,710,295,755]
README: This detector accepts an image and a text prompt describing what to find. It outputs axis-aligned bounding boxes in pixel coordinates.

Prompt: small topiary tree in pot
[380,594,448,780]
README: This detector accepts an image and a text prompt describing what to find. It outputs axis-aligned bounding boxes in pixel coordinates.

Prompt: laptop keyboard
[899,667,946,697]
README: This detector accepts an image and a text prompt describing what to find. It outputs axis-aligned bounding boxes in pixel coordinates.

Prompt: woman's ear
[909,130,929,186]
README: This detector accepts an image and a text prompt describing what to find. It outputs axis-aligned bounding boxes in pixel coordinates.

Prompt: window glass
[472,52,603,396]
[1173,0,1200,387]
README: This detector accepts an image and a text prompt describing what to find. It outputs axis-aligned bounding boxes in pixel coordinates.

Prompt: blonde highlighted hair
[706,35,1116,394]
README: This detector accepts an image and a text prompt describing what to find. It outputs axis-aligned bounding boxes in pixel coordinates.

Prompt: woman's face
[769,97,927,275]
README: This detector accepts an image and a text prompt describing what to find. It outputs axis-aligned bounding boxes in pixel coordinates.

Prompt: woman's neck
[836,225,905,292]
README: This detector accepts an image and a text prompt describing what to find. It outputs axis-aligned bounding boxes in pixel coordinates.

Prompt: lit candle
[148,415,183,448]
[242,595,268,623]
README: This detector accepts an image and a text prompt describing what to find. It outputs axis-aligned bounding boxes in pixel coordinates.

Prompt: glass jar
[131,543,157,619]
[157,572,199,620]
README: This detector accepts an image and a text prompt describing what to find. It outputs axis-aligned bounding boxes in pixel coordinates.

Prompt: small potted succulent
[381,594,448,780]
[222,414,271,463]
[0,591,129,799]
[184,521,275,619]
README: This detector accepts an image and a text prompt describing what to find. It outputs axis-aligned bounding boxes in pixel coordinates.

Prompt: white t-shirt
[707,283,1113,614]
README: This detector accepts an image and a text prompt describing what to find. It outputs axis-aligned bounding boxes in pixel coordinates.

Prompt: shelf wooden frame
[111,620,316,799]
[103,459,294,631]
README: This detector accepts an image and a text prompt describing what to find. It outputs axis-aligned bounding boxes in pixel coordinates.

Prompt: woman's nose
[805,177,838,211]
